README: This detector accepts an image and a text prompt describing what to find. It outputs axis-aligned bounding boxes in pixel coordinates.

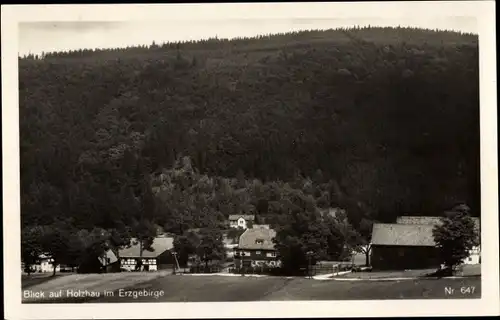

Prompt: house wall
[371,245,440,270]
[234,249,280,268]
[33,259,60,273]
[463,246,481,265]
[120,257,159,271]
[119,250,174,271]
[229,219,249,229]
[238,218,247,229]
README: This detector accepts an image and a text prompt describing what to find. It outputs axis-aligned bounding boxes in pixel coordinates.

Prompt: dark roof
[229,214,255,221]
[118,236,174,258]
[396,216,480,232]
[396,216,443,225]
[373,215,481,247]
[371,223,436,246]
[238,227,276,250]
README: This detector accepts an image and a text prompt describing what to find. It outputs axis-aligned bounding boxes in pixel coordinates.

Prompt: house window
[256,251,261,255]
[266,252,277,258]
[255,239,264,245]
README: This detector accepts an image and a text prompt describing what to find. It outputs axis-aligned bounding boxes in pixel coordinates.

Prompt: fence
[229,266,284,276]
[187,265,224,274]
[311,263,353,276]
[228,262,355,277]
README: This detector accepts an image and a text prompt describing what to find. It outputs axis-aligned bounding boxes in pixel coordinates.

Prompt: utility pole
[306,251,313,279]
[139,238,144,272]
[172,251,180,275]
[241,252,246,276]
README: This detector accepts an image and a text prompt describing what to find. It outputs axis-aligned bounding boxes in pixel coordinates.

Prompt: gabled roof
[371,223,436,247]
[396,215,480,229]
[238,227,276,250]
[229,214,255,221]
[118,236,174,258]
[98,249,118,266]
[396,216,443,225]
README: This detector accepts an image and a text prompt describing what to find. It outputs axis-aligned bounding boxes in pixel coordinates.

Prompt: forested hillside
[19,27,480,267]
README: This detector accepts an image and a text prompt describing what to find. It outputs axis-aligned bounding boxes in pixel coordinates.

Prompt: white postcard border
[2,2,498,319]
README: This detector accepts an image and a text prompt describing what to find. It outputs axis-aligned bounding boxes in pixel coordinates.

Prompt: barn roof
[371,223,436,247]
[396,215,480,229]
[118,236,174,258]
[238,226,276,250]
[396,216,443,225]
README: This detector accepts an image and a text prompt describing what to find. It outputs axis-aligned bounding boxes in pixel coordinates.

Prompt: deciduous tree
[433,204,479,272]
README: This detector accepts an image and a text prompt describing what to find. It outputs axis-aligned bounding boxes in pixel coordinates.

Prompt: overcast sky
[18,17,477,56]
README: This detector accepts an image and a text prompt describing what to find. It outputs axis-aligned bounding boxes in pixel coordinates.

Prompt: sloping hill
[19,27,479,231]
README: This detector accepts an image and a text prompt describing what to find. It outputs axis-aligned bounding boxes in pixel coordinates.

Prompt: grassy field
[22,270,171,302]
[23,272,480,303]
[22,273,70,289]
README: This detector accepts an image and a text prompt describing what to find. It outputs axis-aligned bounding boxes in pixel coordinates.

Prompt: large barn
[370,216,480,270]
[370,223,439,270]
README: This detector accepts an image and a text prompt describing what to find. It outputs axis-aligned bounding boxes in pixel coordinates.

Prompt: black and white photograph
[2,2,499,319]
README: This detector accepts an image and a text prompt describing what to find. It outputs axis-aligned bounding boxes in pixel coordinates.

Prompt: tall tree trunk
[364,246,371,266]
[139,240,143,271]
[140,240,143,258]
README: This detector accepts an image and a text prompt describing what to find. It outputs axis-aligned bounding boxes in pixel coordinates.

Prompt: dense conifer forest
[19,27,480,271]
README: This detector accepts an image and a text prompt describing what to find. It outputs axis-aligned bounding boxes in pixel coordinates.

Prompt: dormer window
[255,239,264,245]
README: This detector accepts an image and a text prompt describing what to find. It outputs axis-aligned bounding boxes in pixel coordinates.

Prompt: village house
[234,225,280,269]
[371,216,480,270]
[228,214,255,229]
[118,235,175,271]
[24,254,61,273]
[23,250,119,274]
